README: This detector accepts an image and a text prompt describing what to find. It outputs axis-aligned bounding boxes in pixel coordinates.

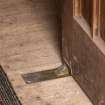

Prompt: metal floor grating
[0,66,21,105]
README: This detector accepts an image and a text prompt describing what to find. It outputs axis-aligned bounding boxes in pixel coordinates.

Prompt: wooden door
[62,0,105,105]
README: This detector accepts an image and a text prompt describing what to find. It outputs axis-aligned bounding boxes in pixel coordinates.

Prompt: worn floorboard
[0,0,62,73]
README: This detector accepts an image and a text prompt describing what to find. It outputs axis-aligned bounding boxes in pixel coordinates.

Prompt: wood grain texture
[100,0,105,40]
[0,0,62,74]
[82,0,92,27]
[62,0,105,105]
[0,0,93,105]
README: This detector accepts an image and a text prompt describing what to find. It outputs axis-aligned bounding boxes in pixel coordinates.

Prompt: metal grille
[0,66,22,105]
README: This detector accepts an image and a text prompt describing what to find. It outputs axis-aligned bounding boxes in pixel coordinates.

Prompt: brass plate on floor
[22,65,70,84]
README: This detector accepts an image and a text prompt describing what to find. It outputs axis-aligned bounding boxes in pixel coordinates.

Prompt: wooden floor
[0,0,92,105]
[0,0,62,73]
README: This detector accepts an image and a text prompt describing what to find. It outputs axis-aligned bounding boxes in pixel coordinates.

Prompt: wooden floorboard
[0,0,62,73]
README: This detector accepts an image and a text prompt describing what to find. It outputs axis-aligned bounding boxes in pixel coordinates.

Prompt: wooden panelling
[62,0,105,105]
[82,0,92,27]
[92,0,101,36]
[73,0,82,16]
[0,0,62,73]
[73,0,93,37]
[73,0,92,27]
[100,0,105,41]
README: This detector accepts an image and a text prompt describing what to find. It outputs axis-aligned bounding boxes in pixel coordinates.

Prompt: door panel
[101,0,105,41]
[82,0,92,26]
[62,0,105,105]
[73,0,92,26]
